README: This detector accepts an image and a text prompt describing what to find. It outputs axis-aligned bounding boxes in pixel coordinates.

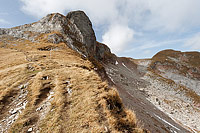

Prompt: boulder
[66,11,97,57]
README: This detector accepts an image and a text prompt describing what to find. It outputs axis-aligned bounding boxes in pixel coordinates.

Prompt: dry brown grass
[0,38,145,132]
[99,89,143,133]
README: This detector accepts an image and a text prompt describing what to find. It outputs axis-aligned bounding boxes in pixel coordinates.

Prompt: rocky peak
[29,13,67,33]
[0,10,111,60]
[0,13,67,40]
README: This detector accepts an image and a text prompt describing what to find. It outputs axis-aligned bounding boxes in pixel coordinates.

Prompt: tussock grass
[99,89,144,133]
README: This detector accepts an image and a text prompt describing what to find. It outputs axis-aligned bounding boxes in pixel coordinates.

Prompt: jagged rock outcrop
[0,11,111,60]
[96,42,111,60]
[0,13,68,42]
[66,11,97,57]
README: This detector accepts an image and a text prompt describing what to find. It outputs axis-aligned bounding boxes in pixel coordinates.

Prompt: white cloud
[20,0,200,31]
[144,0,200,32]
[19,0,200,32]
[20,0,120,25]
[19,0,200,55]
[102,24,134,53]
[184,33,200,50]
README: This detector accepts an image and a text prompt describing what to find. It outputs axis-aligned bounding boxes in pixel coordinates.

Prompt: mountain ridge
[0,10,200,132]
[0,10,145,133]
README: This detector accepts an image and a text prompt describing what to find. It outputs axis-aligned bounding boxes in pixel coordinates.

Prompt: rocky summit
[0,10,200,133]
[0,11,110,60]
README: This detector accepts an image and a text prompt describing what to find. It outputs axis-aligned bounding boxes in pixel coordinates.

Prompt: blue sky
[1,0,200,59]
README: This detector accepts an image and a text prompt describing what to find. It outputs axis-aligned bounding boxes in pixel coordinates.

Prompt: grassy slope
[0,35,144,133]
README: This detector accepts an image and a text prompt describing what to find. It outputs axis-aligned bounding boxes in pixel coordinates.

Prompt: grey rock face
[96,42,111,60]
[66,11,97,57]
[30,13,67,33]
[47,33,64,44]
[0,13,67,42]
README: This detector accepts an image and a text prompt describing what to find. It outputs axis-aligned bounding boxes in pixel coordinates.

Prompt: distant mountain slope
[104,57,191,133]
[105,49,200,132]
[145,49,200,132]
[150,49,200,98]
[0,11,145,133]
